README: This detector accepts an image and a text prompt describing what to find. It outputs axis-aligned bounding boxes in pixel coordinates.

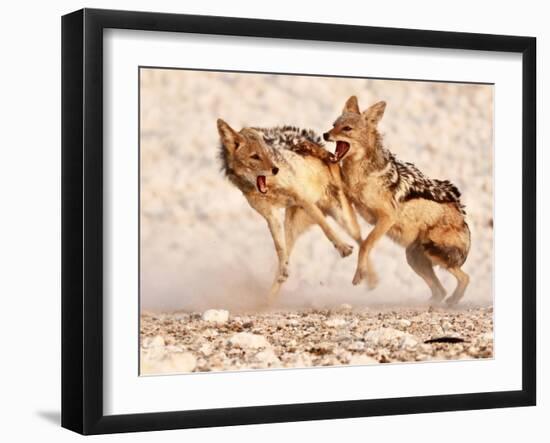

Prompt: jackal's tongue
[257,175,267,194]
[335,141,350,161]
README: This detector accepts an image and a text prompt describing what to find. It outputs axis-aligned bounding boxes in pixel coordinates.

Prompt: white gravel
[140,306,493,374]
[229,332,271,349]
[202,309,230,324]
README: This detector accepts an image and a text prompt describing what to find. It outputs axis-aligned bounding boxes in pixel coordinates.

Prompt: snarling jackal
[217,119,361,301]
[323,97,471,305]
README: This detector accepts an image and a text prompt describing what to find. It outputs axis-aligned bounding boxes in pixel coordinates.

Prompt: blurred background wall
[140,68,493,311]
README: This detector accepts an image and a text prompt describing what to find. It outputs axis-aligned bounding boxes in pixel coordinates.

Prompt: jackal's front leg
[264,213,289,283]
[246,198,289,304]
[298,200,353,257]
[292,140,336,163]
[339,192,362,245]
[353,215,394,288]
[326,164,361,244]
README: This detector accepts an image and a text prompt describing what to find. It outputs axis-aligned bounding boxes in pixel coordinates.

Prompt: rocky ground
[140,306,493,375]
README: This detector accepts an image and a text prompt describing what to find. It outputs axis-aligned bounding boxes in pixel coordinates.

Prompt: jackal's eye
[342,126,353,131]
[250,154,261,160]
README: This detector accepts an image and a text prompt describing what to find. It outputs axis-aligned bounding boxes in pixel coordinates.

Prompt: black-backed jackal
[323,97,471,305]
[217,119,361,301]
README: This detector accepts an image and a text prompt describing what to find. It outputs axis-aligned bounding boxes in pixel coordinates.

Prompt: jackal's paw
[445,295,461,307]
[365,270,379,290]
[277,266,289,282]
[335,243,353,258]
[429,290,446,306]
[428,295,444,307]
[352,267,366,285]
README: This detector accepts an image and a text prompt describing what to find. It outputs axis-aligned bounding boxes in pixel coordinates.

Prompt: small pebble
[229,332,270,349]
[202,309,230,324]
[324,318,347,328]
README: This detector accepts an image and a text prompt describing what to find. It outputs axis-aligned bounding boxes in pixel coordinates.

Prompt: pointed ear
[217,118,242,152]
[342,96,360,114]
[362,101,386,125]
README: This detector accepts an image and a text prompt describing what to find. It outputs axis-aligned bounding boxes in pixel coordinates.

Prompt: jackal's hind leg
[406,242,446,303]
[445,267,470,306]
[267,279,284,305]
[284,206,314,262]
[353,215,394,288]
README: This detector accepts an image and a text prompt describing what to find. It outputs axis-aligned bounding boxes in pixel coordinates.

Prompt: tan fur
[323,97,471,305]
[217,119,361,303]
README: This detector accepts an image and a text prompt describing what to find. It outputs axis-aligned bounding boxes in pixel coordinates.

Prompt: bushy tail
[422,222,471,268]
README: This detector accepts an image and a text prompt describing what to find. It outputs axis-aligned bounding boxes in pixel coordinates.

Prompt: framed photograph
[62,8,536,435]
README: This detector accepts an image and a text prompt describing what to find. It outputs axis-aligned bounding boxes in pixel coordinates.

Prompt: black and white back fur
[375,146,466,214]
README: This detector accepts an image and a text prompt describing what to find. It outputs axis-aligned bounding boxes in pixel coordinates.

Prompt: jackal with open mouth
[323,97,471,305]
[217,119,361,301]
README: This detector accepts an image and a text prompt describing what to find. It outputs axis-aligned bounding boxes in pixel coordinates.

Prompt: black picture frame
[61,8,536,435]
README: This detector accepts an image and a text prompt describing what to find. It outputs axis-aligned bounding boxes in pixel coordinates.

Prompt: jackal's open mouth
[334,141,350,161]
[257,175,267,193]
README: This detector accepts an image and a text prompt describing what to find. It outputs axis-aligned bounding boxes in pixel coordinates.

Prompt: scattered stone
[165,344,183,353]
[479,331,493,341]
[441,320,453,332]
[365,327,419,350]
[169,352,197,373]
[419,343,433,353]
[347,341,364,351]
[365,327,406,346]
[140,351,197,375]
[286,339,298,348]
[203,329,219,338]
[400,334,419,349]
[164,335,176,345]
[142,335,165,349]
[229,332,270,349]
[397,319,412,328]
[324,318,347,328]
[202,309,229,324]
[255,349,281,366]
[199,343,213,356]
